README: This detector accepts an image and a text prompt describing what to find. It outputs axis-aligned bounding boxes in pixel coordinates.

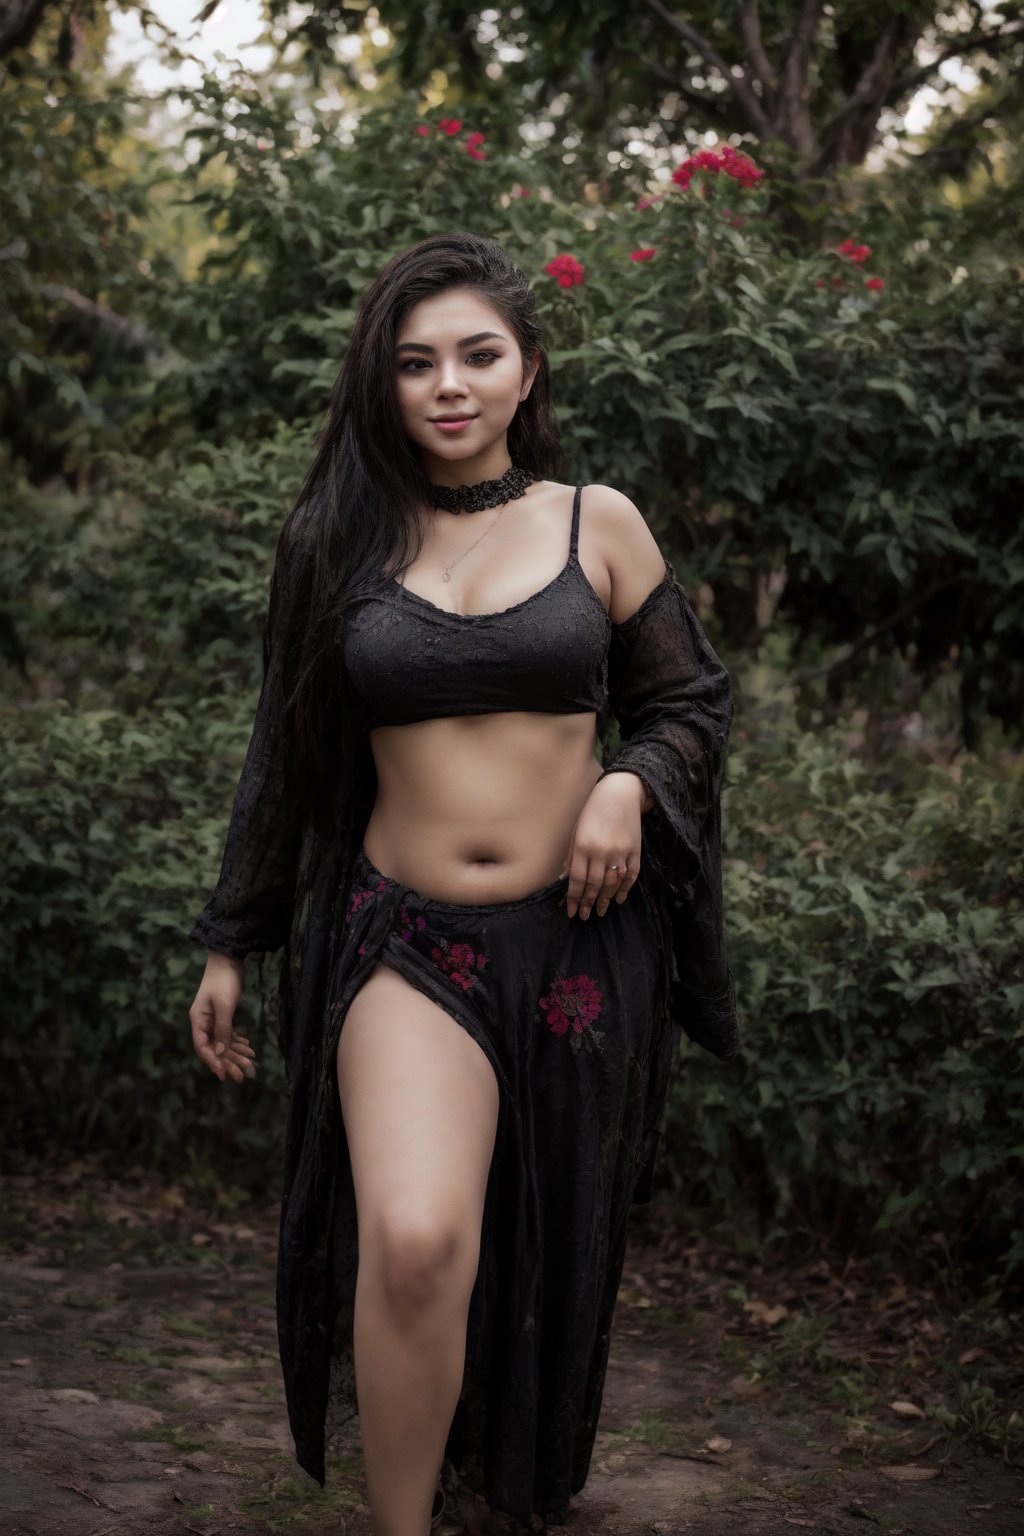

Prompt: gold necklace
[440,502,508,582]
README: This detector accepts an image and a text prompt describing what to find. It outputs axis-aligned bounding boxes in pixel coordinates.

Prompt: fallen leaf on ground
[743,1299,789,1325]
[889,1399,926,1419]
[704,1435,732,1453]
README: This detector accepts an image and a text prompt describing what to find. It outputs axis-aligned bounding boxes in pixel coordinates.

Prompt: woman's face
[394,286,539,481]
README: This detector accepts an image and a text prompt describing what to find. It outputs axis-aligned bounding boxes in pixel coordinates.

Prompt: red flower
[865,276,885,291]
[345,877,388,924]
[438,117,463,136]
[430,938,489,991]
[672,142,764,192]
[396,903,428,943]
[836,237,871,263]
[539,973,605,1036]
[512,185,530,197]
[544,253,585,288]
[414,124,430,137]
[636,193,667,211]
[464,129,486,160]
[629,247,656,261]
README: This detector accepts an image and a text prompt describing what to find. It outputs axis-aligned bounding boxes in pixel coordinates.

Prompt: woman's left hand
[559,773,647,920]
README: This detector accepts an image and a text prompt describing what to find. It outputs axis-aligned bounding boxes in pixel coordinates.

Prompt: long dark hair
[268,231,566,825]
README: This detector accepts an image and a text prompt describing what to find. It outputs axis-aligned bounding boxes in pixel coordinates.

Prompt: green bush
[661,721,1024,1278]
[1,700,286,1180]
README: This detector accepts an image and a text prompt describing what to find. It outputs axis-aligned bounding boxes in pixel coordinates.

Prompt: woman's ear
[520,348,541,402]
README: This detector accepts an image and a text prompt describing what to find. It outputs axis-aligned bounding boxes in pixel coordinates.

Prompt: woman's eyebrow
[395,331,507,353]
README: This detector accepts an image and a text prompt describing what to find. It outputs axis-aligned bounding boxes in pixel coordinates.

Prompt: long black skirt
[280,835,678,1528]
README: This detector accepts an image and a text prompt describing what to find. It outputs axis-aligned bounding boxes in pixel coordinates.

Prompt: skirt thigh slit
[280,847,672,1528]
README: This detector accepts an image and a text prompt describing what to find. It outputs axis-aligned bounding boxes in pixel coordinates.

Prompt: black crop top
[343,484,611,730]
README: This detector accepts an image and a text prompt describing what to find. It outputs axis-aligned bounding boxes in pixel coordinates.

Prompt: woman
[188,231,739,1536]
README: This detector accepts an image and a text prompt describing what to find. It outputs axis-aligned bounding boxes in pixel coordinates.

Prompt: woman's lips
[432,417,476,433]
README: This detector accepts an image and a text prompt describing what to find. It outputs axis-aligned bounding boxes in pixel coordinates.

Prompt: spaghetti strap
[570,484,582,560]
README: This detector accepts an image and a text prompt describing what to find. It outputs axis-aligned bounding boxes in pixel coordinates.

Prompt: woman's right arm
[187,514,315,1073]
[189,511,315,957]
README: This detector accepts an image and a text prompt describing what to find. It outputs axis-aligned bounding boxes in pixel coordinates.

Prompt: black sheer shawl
[188,527,740,1483]
[600,557,739,1060]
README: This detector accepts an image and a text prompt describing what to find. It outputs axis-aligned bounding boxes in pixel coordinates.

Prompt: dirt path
[1,1161,1021,1535]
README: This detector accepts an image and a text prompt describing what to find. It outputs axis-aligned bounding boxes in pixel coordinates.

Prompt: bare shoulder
[581,483,668,625]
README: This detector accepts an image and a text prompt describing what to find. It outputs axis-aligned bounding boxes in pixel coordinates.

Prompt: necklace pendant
[442,569,452,581]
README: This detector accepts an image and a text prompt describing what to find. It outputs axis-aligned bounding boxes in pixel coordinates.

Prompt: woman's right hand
[189,952,257,1084]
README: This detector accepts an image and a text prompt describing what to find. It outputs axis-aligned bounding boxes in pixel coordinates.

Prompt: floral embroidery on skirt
[538,972,607,1053]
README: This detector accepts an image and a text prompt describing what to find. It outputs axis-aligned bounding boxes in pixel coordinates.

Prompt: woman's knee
[366,1207,480,1317]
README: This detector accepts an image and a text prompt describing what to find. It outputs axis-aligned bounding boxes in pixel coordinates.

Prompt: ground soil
[1,1160,1021,1536]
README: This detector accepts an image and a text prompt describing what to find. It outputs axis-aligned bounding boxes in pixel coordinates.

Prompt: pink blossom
[629,247,656,262]
[414,124,430,137]
[539,973,604,1036]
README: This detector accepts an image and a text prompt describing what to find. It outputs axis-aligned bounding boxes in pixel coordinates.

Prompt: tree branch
[36,281,154,343]
[808,14,922,175]
[783,572,963,689]
[642,0,774,137]
[740,0,777,111]
[0,0,51,60]
[778,0,826,157]
[641,56,735,121]
[885,21,1024,108]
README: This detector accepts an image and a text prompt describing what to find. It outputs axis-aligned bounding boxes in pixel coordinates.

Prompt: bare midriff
[362,709,605,903]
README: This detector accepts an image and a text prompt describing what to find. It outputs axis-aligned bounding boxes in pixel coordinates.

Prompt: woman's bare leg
[337,960,500,1536]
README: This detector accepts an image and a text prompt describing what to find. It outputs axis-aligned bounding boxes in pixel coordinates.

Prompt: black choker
[425,464,534,514]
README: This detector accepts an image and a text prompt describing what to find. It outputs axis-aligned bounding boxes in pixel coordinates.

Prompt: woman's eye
[399,352,499,372]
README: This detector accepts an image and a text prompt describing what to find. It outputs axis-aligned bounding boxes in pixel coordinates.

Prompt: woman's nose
[435,359,467,393]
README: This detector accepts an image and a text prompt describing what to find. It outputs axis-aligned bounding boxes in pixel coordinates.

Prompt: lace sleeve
[188,515,315,960]
[602,560,732,889]
[603,560,739,1059]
